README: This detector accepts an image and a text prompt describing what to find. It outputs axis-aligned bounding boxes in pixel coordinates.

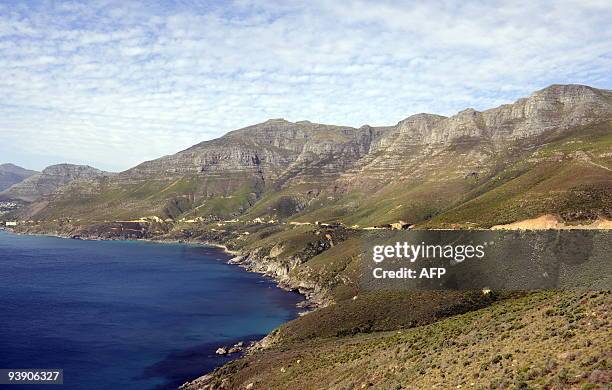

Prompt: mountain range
[4,84,611,227]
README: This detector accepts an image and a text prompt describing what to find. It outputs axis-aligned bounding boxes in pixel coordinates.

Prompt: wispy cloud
[1,0,611,171]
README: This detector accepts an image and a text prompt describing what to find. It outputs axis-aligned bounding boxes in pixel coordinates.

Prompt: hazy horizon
[1,0,611,171]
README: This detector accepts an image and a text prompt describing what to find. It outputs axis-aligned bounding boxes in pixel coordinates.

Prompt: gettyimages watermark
[361,230,612,291]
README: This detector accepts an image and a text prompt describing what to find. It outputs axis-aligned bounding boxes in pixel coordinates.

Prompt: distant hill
[0,163,38,192]
[0,164,111,203]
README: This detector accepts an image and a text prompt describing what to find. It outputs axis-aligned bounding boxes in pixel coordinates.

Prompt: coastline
[0,229,305,389]
[1,226,320,304]
[4,222,611,389]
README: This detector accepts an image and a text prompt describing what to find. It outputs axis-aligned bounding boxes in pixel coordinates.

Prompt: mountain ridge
[4,83,611,227]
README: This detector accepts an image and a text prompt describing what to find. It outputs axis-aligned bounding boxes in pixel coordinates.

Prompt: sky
[0,0,611,172]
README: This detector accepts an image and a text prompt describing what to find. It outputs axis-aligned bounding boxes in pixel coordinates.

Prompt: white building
[5,221,17,226]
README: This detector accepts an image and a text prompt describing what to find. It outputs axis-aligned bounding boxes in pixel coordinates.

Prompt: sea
[0,230,302,389]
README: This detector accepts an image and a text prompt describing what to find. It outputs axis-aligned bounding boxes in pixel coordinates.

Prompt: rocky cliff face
[88,119,378,215]
[383,84,612,145]
[1,164,110,202]
[0,163,38,192]
[336,84,612,191]
[124,119,374,184]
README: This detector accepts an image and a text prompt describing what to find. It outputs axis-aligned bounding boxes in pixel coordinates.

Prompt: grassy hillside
[425,124,612,228]
[184,291,611,390]
[28,173,262,221]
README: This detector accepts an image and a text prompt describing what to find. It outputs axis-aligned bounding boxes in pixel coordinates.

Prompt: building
[5,221,17,226]
[390,220,412,230]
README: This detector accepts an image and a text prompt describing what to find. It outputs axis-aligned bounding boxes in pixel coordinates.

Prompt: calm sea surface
[0,230,302,389]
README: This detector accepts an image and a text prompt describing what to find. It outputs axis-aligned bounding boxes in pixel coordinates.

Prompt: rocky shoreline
[5,221,335,305]
[2,225,322,303]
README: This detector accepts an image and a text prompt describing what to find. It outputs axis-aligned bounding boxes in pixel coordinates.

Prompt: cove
[0,230,302,389]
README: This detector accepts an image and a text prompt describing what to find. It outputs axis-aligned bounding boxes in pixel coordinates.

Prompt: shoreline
[0,227,318,304]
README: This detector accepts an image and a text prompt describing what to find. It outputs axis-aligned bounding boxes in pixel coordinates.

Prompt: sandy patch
[492,214,612,230]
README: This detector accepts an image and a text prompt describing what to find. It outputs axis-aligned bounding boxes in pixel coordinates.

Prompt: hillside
[0,163,37,192]
[6,84,612,305]
[6,84,611,305]
[182,291,611,390]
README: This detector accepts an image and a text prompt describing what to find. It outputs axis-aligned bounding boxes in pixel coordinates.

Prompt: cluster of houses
[0,201,25,227]
[0,201,19,210]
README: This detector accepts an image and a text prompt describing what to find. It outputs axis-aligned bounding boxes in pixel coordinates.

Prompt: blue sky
[1,0,611,172]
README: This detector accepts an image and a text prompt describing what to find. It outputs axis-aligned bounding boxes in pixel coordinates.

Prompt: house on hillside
[5,221,17,226]
[390,220,412,230]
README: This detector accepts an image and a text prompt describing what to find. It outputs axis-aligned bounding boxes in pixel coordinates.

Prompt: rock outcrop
[122,118,375,191]
[388,84,612,144]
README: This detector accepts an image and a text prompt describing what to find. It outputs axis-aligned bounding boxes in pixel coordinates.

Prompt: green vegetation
[190,291,611,390]
[426,127,612,228]
[274,290,503,343]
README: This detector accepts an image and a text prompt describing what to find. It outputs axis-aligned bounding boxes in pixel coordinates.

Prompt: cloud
[0,0,610,171]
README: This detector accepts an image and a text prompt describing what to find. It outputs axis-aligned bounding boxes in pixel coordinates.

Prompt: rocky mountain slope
[0,163,37,192]
[6,84,611,303]
[0,163,111,203]
[13,84,612,227]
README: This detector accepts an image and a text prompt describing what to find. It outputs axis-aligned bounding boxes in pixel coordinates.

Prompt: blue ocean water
[0,230,302,389]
